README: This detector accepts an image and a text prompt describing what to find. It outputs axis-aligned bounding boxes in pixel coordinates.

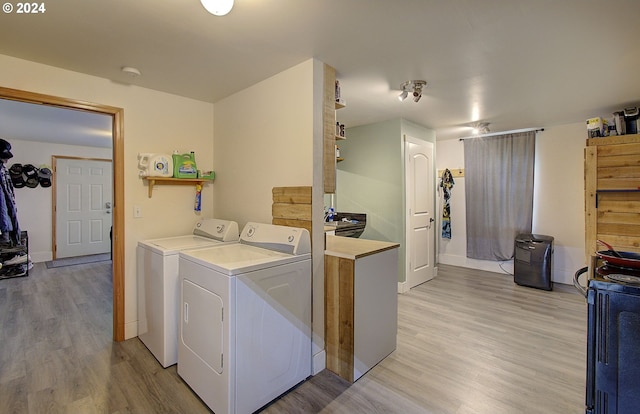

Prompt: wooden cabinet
[324,236,399,382]
[585,134,640,259]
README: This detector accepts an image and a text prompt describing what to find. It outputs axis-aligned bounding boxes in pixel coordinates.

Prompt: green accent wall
[335,118,435,283]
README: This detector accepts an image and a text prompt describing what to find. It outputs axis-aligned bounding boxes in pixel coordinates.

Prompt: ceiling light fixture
[398,80,427,103]
[200,0,234,16]
[121,66,141,77]
[470,122,491,135]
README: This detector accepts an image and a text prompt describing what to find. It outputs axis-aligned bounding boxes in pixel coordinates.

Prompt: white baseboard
[125,321,138,340]
[398,266,439,293]
[438,253,574,285]
[30,251,52,263]
[312,350,326,375]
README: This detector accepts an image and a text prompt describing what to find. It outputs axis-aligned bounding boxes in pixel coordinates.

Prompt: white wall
[212,59,323,370]
[0,54,215,339]
[212,59,315,227]
[8,139,111,262]
[436,123,587,284]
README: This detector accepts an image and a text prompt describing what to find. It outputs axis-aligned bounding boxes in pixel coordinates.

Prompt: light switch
[134,205,143,218]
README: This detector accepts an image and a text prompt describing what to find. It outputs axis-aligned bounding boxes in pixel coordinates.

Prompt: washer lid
[139,235,227,255]
[179,243,310,275]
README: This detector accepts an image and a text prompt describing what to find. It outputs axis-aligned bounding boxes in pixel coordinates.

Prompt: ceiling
[1,0,639,142]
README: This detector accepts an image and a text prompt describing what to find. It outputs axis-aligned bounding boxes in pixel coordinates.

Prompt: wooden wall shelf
[143,177,207,198]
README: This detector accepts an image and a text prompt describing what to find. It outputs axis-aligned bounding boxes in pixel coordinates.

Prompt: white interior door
[405,136,435,289]
[55,157,112,259]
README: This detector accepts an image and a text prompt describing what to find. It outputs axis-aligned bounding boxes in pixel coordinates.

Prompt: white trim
[312,350,326,375]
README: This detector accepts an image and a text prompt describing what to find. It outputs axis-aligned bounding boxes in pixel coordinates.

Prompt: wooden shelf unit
[585,134,640,259]
[323,65,346,194]
[143,177,207,198]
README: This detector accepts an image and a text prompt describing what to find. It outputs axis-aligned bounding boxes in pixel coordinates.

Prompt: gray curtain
[463,131,535,260]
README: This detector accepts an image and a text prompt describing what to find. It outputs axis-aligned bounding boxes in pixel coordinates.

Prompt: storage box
[199,170,215,180]
[587,117,604,138]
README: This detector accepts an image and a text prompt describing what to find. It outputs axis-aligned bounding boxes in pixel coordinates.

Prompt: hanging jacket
[0,163,20,245]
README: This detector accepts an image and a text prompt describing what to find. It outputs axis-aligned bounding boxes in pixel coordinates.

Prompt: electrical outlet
[134,205,143,218]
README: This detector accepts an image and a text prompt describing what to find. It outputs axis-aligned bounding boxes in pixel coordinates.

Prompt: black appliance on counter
[574,259,640,414]
[331,212,366,238]
[514,234,554,290]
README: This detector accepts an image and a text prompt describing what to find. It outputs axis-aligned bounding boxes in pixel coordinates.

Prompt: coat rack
[438,168,464,178]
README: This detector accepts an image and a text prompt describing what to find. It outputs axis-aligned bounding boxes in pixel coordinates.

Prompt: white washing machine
[177,222,311,414]
[137,218,239,368]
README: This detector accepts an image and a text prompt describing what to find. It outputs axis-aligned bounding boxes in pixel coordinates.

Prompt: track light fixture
[470,122,491,135]
[398,80,427,103]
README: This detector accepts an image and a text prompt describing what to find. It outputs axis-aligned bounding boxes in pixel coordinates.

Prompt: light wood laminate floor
[0,262,587,413]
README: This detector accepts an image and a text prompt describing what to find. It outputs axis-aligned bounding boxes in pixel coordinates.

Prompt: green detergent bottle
[172,151,198,178]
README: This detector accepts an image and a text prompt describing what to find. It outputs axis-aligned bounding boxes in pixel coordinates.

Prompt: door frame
[0,86,125,342]
[52,156,113,260]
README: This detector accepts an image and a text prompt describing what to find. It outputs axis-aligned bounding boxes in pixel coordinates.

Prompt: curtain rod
[459,127,545,141]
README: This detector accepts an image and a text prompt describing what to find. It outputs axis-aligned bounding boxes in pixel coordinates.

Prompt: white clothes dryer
[178,222,311,414]
[137,218,239,368]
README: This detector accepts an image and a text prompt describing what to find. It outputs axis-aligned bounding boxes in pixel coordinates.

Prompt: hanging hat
[23,164,39,188]
[9,163,24,188]
[0,139,13,159]
[38,167,52,188]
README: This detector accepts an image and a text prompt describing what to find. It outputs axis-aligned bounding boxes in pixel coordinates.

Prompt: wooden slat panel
[597,194,640,213]
[598,165,640,179]
[325,255,342,377]
[588,134,640,146]
[323,64,337,194]
[272,218,312,234]
[597,155,640,169]
[597,222,640,237]
[272,203,312,220]
[325,254,356,383]
[598,235,640,252]
[337,257,354,383]
[596,141,640,156]
[597,211,640,225]
[272,186,312,204]
[596,178,640,190]
[584,146,598,260]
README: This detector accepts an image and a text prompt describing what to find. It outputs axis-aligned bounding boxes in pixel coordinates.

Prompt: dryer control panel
[240,222,311,255]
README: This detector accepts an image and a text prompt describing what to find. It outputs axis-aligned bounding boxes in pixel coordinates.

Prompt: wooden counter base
[325,236,399,382]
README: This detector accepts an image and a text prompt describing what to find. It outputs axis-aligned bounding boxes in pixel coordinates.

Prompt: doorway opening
[0,86,125,341]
